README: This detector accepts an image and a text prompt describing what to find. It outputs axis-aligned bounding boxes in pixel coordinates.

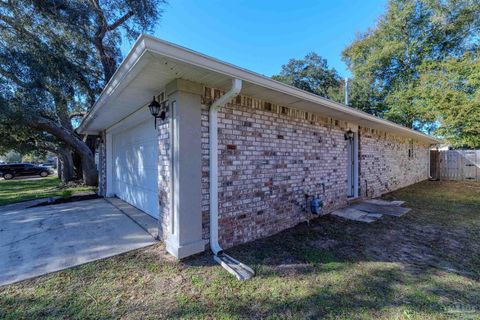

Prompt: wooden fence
[430,150,480,181]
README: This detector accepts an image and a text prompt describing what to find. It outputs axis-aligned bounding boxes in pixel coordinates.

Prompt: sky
[121,0,388,78]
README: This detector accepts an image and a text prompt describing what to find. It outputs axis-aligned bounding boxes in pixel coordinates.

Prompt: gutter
[79,34,440,144]
[209,78,254,281]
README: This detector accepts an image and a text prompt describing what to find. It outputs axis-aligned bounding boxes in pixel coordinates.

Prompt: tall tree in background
[272,53,393,117]
[0,0,165,184]
[343,0,480,134]
[272,53,342,100]
[416,53,480,148]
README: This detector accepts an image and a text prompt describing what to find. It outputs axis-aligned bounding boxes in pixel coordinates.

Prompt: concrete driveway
[0,199,157,286]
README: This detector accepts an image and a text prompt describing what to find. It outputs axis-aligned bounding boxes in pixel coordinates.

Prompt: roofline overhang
[78,34,441,144]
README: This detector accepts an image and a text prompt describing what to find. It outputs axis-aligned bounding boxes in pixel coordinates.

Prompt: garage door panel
[112,118,159,218]
[115,154,157,190]
[123,148,157,167]
[116,185,158,216]
[124,144,158,168]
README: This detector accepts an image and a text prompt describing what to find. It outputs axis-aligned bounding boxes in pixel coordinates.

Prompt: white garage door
[112,118,159,219]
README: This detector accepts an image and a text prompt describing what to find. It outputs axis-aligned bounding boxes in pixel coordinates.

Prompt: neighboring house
[78,35,439,260]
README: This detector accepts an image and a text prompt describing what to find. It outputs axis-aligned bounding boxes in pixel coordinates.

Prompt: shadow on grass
[164,266,475,319]
[0,181,479,319]
[2,256,474,320]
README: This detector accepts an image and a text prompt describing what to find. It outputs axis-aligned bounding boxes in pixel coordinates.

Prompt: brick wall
[99,87,429,251]
[201,87,430,249]
[359,127,429,198]
[157,116,171,240]
[97,131,107,197]
[202,88,350,248]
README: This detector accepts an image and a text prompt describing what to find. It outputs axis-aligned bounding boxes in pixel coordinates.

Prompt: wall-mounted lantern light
[344,129,354,140]
[148,95,168,128]
[95,135,103,146]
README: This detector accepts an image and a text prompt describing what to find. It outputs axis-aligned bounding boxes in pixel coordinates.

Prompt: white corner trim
[105,132,114,197]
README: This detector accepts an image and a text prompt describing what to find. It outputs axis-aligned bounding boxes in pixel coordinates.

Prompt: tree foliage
[416,53,480,148]
[272,53,342,100]
[343,0,480,139]
[0,0,166,184]
[0,150,22,163]
[272,52,389,117]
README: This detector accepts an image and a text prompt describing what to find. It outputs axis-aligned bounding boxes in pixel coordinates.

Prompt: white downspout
[208,79,254,281]
[209,78,242,254]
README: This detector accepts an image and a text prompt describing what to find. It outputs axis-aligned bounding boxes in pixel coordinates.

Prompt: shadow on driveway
[0,199,157,286]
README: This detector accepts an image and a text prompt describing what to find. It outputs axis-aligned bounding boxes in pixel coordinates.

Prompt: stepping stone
[365,213,383,219]
[330,198,411,223]
[331,208,382,223]
[363,199,405,206]
[351,202,411,217]
[356,215,379,223]
[381,207,411,217]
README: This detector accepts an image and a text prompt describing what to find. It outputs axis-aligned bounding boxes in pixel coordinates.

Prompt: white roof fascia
[78,34,441,144]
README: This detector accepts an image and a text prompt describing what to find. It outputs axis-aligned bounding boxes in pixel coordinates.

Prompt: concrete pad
[351,203,411,217]
[363,199,405,206]
[0,199,156,286]
[356,215,379,223]
[380,207,411,217]
[365,213,383,219]
[106,197,158,239]
[331,207,382,223]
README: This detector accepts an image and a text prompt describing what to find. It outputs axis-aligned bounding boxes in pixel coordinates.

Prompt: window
[408,140,414,158]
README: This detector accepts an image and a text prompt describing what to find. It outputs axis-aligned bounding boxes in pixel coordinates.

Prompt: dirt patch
[261,253,314,276]
[354,218,479,278]
[309,238,338,250]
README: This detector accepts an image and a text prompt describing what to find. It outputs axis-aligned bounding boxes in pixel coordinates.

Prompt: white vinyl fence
[437,150,480,181]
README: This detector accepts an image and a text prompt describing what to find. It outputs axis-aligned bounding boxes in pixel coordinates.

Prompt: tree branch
[108,11,134,31]
[69,112,86,120]
[0,65,28,88]
[30,116,92,158]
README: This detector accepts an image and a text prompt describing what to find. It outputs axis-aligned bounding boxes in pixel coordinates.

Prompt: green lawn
[1,181,479,319]
[0,176,96,206]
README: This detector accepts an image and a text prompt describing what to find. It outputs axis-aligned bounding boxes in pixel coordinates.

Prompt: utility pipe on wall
[345,77,349,106]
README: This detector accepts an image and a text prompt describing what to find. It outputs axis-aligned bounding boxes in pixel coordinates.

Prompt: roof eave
[78,34,441,144]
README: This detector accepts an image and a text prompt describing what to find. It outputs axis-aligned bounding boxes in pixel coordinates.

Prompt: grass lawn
[1,181,479,319]
[0,176,96,206]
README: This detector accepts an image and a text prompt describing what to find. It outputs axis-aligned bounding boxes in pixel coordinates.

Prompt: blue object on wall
[310,195,323,215]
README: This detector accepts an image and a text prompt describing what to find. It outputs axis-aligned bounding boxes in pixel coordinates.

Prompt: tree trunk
[57,148,74,183]
[32,117,98,186]
[57,154,63,180]
[81,152,98,186]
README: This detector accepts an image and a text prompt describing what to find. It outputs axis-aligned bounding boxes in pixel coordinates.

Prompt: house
[78,34,439,262]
